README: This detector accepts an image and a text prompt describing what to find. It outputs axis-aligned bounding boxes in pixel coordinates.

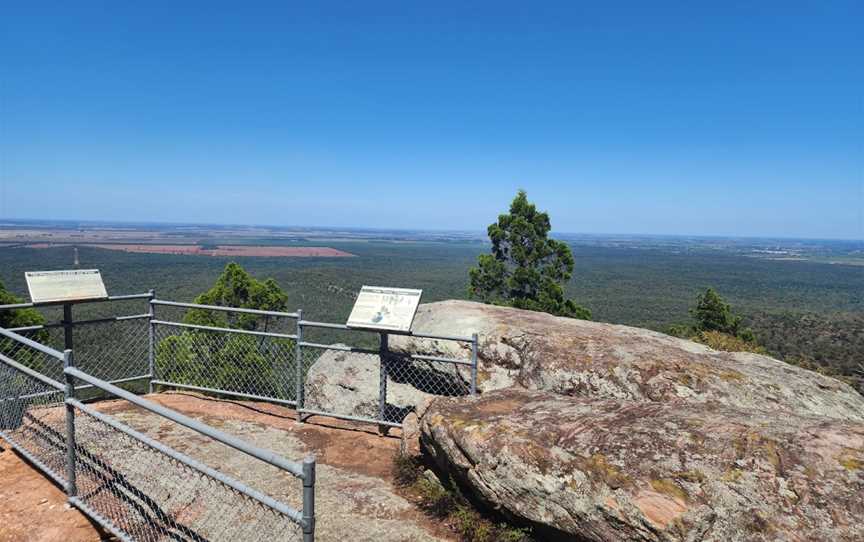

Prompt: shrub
[393,453,533,541]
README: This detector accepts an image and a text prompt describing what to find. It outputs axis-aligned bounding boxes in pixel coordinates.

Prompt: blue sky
[1,1,861,239]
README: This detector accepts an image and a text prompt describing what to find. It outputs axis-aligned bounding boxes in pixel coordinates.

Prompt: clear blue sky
[1,1,861,239]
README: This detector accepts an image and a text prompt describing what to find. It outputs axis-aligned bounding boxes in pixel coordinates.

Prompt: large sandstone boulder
[421,388,864,542]
[390,300,864,422]
[304,346,435,423]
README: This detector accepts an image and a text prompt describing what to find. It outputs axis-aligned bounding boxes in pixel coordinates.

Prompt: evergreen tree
[156,263,293,398]
[184,262,288,330]
[468,190,590,319]
[690,288,755,342]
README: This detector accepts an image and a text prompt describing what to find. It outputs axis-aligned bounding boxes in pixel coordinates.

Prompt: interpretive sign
[25,269,109,304]
[346,286,423,333]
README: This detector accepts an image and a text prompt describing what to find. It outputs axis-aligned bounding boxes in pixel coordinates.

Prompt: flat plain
[0,221,861,381]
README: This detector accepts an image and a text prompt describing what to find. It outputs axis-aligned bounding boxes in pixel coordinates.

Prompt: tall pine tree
[468,190,590,319]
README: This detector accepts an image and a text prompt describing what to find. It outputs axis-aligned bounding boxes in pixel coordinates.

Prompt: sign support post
[378,332,389,436]
[62,303,74,351]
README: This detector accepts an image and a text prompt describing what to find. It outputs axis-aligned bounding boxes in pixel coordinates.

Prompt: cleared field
[26,243,355,257]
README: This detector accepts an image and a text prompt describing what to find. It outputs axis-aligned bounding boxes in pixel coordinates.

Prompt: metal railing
[1,289,479,538]
[3,292,154,394]
[0,326,315,541]
[297,317,478,432]
[149,300,478,431]
[1,293,480,432]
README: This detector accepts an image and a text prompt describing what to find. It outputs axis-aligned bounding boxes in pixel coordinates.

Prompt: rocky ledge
[305,300,864,540]
[420,388,864,542]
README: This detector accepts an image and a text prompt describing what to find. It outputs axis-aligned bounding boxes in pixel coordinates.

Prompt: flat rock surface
[392,300,864,422]
[2,392,453,542]
[421,388,864,542]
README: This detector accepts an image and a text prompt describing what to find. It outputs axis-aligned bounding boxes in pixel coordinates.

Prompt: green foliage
[468,190,590,319]
[691,288,752,339]
[665,288,765,355]
[155,263,293,398]
[694,330,767,354]
[0,280,45,330]
[1,238,860,392]
[0,281,48,368]
[392,453,533,541]
[184,262,288,330]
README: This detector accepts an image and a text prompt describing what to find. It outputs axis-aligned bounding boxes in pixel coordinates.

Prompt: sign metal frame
[25,269,109,305]
[346,286,422,333]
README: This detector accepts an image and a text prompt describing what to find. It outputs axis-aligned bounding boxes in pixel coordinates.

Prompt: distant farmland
[26,244,355,257]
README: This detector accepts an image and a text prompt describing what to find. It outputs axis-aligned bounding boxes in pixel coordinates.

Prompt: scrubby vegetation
[0,280,48,365]
[392,454,533,542]
[0,280,45,330]
[668,288,763,352]
[0,237,861,393]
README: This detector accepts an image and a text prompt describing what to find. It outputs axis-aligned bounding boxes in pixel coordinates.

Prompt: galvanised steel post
[302,456,316,542]
[62,303,74,351]
[148,289,156,394]
[295,309,304,423]
[63,349,77,498]
[471,333,479,395]
[378,333,388,435]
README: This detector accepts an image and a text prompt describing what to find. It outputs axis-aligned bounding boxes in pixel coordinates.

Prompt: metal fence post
[471,333,479,395]
[378,333,388,435]
[63,349,77,498]
[148,289,156,394]
[302,456,316,542]
[62,303,74,351]
[295,309,304,423]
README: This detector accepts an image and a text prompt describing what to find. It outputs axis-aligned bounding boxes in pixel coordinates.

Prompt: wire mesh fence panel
[72,318,150,383]
[383,353,471,424]
[0,328,65,382]
[0,359,67,486]
[299,344,386,424]
[153,324,297,403]
[71,405,303,542]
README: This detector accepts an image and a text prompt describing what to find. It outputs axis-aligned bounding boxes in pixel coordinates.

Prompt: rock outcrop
[303,300,864,539]
[390,300,864,422]
[304,346,435,422]
[421,388,864,542]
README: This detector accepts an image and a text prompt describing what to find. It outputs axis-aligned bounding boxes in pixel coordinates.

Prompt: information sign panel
[25,269,109,304]
[346,286,422,333]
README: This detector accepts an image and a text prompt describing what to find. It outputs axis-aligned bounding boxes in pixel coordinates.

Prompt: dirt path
[0,446,108,542]
[1,392,452,542]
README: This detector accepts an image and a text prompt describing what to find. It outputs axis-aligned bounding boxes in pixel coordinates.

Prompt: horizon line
[0,217,862,243]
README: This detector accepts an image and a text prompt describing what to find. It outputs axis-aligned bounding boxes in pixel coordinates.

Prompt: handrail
[151,300,299,319]
[0,292,152,310]
[7,313,151,333]
[298,319,475,342]
[64,367,307,480]
[67,398,306,525]
[0,353,65,390]
[151,319,297,340]
[0,326,65,360]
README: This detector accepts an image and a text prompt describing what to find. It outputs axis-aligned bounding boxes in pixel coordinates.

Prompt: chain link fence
[297,319,477,428]
[2,291,480,540]
[68,401,305,541]
[0,322,315,541]
[2,293,152,396]
[150,300,300,405]
[0,340,67,486]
